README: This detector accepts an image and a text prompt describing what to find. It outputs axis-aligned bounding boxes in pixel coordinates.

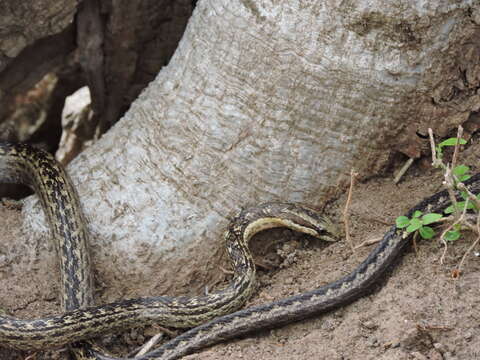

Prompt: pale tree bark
[2,0,480,307]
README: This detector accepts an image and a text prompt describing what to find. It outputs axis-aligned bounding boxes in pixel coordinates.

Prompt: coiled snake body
[0,142,476,359]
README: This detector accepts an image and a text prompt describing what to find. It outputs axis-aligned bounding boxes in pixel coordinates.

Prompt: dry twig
[439,198,469,265]
[353,236,382,249]
[457,213,480,274]
[394,157,414,184]
[133,333,164,357]
[343,168,358,253]
[450,125,463,171]
[428,128,440,168]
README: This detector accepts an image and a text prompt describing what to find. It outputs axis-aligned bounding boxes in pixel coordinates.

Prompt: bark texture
[5,0,480,300]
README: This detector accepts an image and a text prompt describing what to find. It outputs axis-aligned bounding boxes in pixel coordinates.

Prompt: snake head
[314,215,340,242]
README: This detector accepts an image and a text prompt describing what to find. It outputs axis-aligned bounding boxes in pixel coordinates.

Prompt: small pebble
[433,342,447,353]
[367,336,379,348]
[362,320,378,330]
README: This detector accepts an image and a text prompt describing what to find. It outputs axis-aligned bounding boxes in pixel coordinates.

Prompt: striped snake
[0,142,476,359]
[0,143,336,358]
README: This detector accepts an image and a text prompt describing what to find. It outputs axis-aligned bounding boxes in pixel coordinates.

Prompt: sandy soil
[0,144,479,360]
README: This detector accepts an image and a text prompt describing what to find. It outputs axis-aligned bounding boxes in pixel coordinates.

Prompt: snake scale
[0,142,477,359]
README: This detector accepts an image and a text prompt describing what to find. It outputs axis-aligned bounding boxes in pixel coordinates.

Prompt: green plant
[396,136,473,242]
[396,211,443,239]
[444,191,480,214]
[435,137,467,161]
[443,223,462,242]
[426,128,480,274]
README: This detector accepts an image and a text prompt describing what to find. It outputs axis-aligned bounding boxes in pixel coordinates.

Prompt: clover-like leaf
[444,230,461,242]
[396,216,410,228]
[419,226,435,239]
[444,201,475,214]
[412,210,422,218]
[439,138,467,147]
[406,218,422,232]
[453,164,470,176]
[421,213,443,225]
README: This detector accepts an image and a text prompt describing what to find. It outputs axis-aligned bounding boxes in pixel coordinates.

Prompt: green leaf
[459,175,471,182]
[419,226,435,239]
[444,201,475,214]
[444,204,454,214]
[467,202,476,209]
[453,164,470,176]
[413,210,422,218]
[406,218,422,232]
[461,201,475,210]
[439,137,467,147]
[460,191,469,200]
[444,230,461,242]
[396,216,410,228]
[456,201,468,211]
[422,213,443,225]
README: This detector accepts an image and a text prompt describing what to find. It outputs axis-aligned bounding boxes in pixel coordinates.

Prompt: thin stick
[439,198,469,265]
[428,128,440,167]
[394,157,414,184]
[353,236,382,249]
[412,232,419,258]
[429,128,458,216]
[343,168,358,253]
[457,234,480,273]
[456,204,480,273]
[456,182,480,209]
[218,265,234,275]
[444,165,460,220]
[450,125,463,171]
[134,333,164,357]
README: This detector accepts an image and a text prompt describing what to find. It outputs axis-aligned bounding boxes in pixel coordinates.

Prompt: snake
[0,142,477,359]
[0,142,338,359]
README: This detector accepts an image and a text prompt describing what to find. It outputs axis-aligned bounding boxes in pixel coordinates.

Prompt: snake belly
[0,142,338,359]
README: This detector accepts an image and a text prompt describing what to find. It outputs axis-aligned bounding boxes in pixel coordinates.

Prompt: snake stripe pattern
[0,142,339,359]
[107,174,478,360]
[1,142,478,359]
[0,142,93,312]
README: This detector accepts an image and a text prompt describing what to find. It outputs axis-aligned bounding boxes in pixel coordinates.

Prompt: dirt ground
[1,143,479,360]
